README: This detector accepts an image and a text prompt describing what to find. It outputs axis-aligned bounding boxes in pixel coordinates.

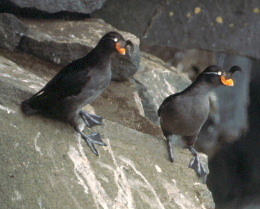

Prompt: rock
[134,52,191,124]
[91,80,162,137]
[93,0,260,59]
[141,47,217,80]
[17,17,140,81]
[0,49,184,139]
[0,13,28,51]
[92,53,191,136]
[92,0,160,38]
[1,47,159,137]
[0,51,214,209]
[2,0,106,14]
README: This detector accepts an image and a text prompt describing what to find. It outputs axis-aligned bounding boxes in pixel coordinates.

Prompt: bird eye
[114,38,118,42]
[217,71,222,75]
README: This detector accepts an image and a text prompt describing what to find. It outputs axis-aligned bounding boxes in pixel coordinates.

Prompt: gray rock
[92,0,160,38]
[0,13,28,51]
[91,80,163,137]
[4,0,106,14]
[17,18,140,81]
[91,52,191,137]
[93,0,260,59]
[0,50,214,209]
[134,52,191,124]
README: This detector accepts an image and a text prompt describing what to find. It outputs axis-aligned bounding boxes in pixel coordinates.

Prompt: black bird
[22,31,133,155]
[158,65,241,177]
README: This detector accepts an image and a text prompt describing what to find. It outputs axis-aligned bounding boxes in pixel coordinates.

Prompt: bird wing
[157,95,174,117]
[33,57,91,101]
[22,57,94,113]
[158,94,177,116]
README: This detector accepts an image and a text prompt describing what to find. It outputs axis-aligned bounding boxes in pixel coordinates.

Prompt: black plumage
[22,31,133,155]
[158,65,241,177]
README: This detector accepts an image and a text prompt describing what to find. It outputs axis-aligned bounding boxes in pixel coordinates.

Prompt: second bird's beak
[220,66,241,86]
[116,43,126,55]
[220,76,234,86]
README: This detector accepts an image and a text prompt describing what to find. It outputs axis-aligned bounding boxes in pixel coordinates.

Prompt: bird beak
[220,76,234,86]
[220,66,241,86]
[116,43,126,55]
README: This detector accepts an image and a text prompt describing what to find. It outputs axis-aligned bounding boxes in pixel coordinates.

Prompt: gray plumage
[22,31,133,155]
[158,65,241,177]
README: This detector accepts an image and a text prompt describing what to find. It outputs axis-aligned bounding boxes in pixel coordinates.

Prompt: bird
[21,31,133,156]
[158,65,241,177]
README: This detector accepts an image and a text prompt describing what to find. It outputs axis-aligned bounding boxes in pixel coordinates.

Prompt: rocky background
[0,0,260,209]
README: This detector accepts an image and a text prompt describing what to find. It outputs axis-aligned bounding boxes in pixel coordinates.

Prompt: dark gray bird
[158,65,241,177]
[22,31,133,155]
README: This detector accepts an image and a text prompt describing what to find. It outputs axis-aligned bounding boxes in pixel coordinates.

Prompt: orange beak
[116,43,126,55]
[220,76,234,86]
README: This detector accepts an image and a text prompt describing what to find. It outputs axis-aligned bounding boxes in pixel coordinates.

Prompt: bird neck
[184,77,216,95]
[84,44,113,69]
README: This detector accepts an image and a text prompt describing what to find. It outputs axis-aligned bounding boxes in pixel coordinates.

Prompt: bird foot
[189,156,207,177]
[168,140,175,163]
[80,111,103,128]
[78,131,107,156]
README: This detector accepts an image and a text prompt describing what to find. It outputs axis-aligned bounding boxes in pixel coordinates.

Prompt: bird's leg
[168,139,175,162]
[75,127,107,156]
[188,146,207,177]
[166,135,176,162]
[79,110,103,128]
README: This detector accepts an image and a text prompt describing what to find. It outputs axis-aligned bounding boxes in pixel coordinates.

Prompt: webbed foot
[79,110,103,128]
[189,156,207,177]
[189,146,207,177]
[75,127,106,155]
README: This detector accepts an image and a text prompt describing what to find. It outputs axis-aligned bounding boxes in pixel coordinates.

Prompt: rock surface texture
[2,2,255,208]
[93,0,260,59]
[0,13,140,81]
[0,12,215,209]
[0,48,214,209]
[18,17,140,81]
[1,0,106,14]
[1,1,256,208]
[0,13,28,51]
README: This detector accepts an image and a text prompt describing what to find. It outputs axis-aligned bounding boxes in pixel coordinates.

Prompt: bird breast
[64,67,111,112]
[80,69,111,106]
[160,95,210,136]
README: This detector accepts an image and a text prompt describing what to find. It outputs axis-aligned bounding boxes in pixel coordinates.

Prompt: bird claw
[189,156,207,177]
[83,133,107,156]
[78,131,107,156]
[80,111,103,128]
[87,132,107,146]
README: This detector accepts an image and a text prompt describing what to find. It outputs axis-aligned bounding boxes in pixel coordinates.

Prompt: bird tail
[21,89,47,115]
[21,98,42,115]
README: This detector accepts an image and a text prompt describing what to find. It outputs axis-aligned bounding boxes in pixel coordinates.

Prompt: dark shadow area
[0,0,90,20]
[207,60,260,209]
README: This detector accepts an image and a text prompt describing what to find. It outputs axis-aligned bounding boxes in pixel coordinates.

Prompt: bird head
[201,65,241,86]
[99,31,134,55]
